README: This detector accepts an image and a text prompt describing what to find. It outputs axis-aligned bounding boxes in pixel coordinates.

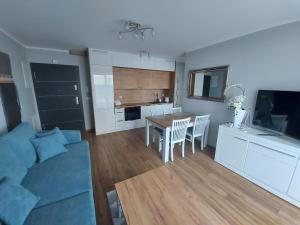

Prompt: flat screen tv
[253,90,300,140]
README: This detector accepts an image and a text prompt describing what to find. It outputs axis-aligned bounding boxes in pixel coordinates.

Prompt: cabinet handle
[75,96,79,105]
[234,136,247,142]
[251,142,297,158]
[74,84,78,91]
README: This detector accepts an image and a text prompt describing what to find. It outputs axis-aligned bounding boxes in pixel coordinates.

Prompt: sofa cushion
[61,130,81,143]
[1,123,37,168]
[31,135,68,163]
[24,192,96,225]
[0,177,40,225]
[36,127,69,145]
[22,141,92,207]
[0,140,27,183]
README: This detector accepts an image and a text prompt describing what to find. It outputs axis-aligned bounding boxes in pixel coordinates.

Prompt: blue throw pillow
[36,127,68,145]
[1,123,37,168]
[31,134,68,163]
[0,140,27,184]
[0,177,39,225]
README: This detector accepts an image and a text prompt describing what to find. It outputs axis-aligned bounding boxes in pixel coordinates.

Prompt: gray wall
[26,48,94,130]
[183,21,300,147]
[174,62,185,107]
[0,31,37,134]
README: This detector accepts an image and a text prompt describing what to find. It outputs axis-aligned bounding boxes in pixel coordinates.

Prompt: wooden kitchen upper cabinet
[137,70,152,89]
[113,67,172,90]
[151,71,171,89]
[113,67,138,89]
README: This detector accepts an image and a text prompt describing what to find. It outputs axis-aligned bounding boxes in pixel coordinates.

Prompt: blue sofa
[0,123,96,225]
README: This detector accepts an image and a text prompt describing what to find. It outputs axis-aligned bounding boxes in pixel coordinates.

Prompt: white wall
[183,21,300,147]
[26,48,94,130]
[0,30,37,133]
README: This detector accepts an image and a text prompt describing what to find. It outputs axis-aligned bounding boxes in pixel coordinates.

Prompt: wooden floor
[84,128,300,225]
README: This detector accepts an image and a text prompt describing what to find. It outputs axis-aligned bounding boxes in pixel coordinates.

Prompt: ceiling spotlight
[117,20,155,41]
[139,50,151,59]
[151,29,155,37]
[117,32,123,40]
[133,31,139,39]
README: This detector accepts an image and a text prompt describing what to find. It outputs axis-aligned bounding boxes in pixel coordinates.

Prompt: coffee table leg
[163,127,170,163]
[145,119,150,147]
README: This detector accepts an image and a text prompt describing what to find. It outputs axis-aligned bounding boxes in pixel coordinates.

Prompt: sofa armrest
[61,130,81,143]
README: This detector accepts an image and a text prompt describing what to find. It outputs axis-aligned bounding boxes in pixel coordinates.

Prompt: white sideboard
[215,124,300,207]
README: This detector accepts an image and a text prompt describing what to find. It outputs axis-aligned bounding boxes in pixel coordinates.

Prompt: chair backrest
[172,107,182,114]
[171,117,191,144]
[193,115,210,136]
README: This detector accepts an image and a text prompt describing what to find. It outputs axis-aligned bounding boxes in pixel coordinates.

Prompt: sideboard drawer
[215,129,248,171]
[244,142,297,193]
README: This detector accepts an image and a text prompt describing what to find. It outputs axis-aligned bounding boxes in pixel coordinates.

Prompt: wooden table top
[145,112,195,128]
[115,164,300,225]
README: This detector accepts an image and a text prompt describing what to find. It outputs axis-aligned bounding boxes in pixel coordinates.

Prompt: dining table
[145,112,209,162]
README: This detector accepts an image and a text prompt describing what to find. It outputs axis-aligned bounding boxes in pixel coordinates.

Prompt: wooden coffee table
[115,165,300,225]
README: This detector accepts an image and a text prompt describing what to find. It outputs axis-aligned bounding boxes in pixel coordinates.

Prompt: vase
[234,109,247,128]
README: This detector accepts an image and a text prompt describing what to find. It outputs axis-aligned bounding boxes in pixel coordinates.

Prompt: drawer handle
[234,136,247,141]
[251,142,297,158]
[117,120,124,122]
[116,112,124,114]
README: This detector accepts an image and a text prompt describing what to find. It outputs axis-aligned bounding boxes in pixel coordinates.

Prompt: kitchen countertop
[115,102,173,109]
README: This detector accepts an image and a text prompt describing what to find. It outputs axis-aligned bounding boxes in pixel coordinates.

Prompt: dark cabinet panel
[31,63,80,82]
[31,63,85,130]
[34,82,80,96]
[39,108,84,124]
[37,96,81,110]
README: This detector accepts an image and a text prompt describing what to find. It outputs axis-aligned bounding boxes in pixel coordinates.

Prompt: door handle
[75,96,79,105]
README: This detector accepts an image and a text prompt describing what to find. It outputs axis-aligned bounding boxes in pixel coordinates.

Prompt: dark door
[31,63,85,130]
[0,83,21,131]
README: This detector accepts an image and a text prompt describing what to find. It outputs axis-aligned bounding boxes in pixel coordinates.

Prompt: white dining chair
[156,117,191,160]
[169,117,191,161]
[186,115,210,153]
[171,107,182,114]
[150,109,164,145]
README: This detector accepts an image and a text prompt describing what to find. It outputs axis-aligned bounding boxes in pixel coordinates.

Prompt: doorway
[31,63,85,130]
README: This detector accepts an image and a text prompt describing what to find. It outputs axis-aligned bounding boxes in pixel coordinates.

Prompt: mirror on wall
[188,65,229,102]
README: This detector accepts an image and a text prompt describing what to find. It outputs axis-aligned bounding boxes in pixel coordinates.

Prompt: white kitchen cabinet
[288,162,300,201]
[89,49,112,66]
[89,49,115,135]
[215,125,300,208]
[90,65,115,135]
[115,103,173,132]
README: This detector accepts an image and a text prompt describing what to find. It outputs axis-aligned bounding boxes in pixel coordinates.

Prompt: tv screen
[253,90,300,140]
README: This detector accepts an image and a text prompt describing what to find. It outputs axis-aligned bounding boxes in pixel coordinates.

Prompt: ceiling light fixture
[139,50,151,59]
[118,21,155,40]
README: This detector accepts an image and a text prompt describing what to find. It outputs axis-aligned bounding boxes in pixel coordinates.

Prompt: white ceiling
[0,0,300,59]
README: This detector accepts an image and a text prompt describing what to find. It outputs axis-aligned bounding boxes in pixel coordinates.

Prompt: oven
[125,106,141,121]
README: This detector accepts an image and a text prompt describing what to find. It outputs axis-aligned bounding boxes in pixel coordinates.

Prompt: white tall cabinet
[89,50,115,135]
[215,125,300,208]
